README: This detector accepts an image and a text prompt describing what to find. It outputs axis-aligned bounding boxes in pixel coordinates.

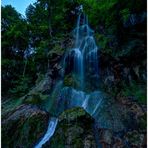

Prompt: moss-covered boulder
[43,107,97,148]
[2,104,49,148]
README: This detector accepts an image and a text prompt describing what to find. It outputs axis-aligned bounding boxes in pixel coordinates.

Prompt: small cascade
[35,117,58,148]
[82,95,89,109]
[59,88,103,116]
[91,98,102,116]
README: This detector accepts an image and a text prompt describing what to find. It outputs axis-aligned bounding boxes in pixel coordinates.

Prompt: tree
[2,5,30,96]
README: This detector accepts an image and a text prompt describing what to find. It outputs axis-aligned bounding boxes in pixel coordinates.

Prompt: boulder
[2,104,49,147]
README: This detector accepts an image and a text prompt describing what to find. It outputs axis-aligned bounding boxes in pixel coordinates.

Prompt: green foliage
[1,5,22,31]
[95,33,113,54]
[76,0,146,59]
[1,5,30,95]
[138,114,146,131]
[9,76,32,98]
[76,0,119,27]
[2,5,29,58]
[122,81,146,104]
[120,8,130,22]
[23,93,48,105]
[35,41,48,60]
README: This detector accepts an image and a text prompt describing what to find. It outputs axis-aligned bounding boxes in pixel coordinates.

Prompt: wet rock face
[2,104,49,148]
[44,107,97,148]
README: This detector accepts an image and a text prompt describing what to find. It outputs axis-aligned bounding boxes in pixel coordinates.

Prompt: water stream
[35,117,58,148]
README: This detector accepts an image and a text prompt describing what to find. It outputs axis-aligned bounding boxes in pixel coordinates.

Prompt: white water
[82,95,89,109]
[35,117,58,148]
[91,99,102,116]
[59,87,103,116]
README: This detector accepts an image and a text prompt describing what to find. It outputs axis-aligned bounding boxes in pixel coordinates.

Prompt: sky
[2,0,36,16]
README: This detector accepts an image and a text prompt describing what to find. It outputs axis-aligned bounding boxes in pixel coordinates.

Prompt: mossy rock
[63,74,80,89]
[43,107,96,148]
[2,104,49,148]
[59,107,93,124]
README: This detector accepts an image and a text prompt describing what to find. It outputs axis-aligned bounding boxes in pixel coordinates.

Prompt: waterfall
[75,14,81,47]
[35,117,58,148]
[36,13,103,147]
[64,13,99,90]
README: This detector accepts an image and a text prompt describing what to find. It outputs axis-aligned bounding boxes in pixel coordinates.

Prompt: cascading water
[61,13,124,132]
[64,13,99,90]
[62,13,102,114]
[35,12,125,147]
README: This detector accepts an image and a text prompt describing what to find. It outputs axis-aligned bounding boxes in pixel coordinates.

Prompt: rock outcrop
[2,104,49,148]
[43,107,97,148]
